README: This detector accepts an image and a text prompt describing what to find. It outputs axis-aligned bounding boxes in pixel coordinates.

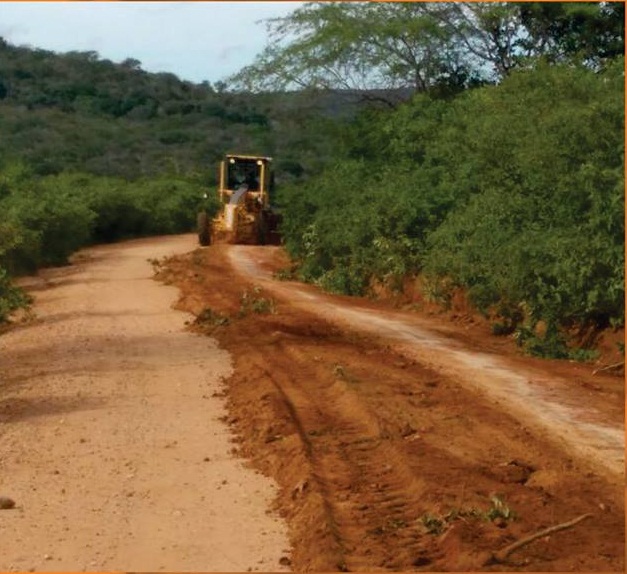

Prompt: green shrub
[423,63,624,345]
[0,266,30,321]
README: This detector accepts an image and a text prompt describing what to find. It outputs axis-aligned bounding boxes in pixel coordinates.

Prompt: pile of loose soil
[158,245,624,572]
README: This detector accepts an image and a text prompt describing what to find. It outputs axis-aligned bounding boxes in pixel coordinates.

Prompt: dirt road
[160,240,624,572]
[1,236,624,572]
[0,236,289,572]
[227,246,624,480]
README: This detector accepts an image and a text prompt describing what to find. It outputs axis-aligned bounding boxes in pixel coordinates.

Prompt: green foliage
[519,2,625,64]
[280,61,624,357]
[238,286,277,316]
[0,37,351,321]
[420,495,516,536]
[0,171,96,271]
[231,1,623,95]
[0,266,31,322]
[0,38,353,182]
[423,63,624,348]
[279,157,437,295]
[0,161,215,316]
[85,175,210,242]
[231,2,479,94]
[0,220,32,321]
[194,307,231,332]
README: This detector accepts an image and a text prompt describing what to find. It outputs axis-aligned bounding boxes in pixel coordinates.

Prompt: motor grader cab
[197,154,280,245]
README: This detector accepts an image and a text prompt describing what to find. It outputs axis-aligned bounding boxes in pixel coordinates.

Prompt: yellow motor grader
[197,154,281,245]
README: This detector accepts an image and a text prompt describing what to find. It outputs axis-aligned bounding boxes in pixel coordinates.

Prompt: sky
[0,1,302,84]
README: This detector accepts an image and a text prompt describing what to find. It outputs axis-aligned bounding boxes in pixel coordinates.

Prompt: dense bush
[0,36,350,321]
[423,62,625,342]
[0,220,31,321]
[280,159,436,294]
[0,164,215,319]
[280,62,624,356]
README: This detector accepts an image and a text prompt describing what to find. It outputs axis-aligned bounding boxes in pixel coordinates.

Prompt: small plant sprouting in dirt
[147,256,167,272]
[238,286,277,316]
[332,362,360,384]
[273,267,295,281]
[369,517,409,536]
[421,513,446,535]
[420,497,516,536]
[194,307,230,329]
[486,495,516,522]
[387,517,408,530]
[332,363,347,378]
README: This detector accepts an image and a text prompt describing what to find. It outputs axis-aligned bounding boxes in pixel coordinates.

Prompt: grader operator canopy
[197,154,280,246]
[221,155,272,200]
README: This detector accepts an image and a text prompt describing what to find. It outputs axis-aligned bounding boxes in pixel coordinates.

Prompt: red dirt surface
[0,237,290,572]
[159,242,624,572]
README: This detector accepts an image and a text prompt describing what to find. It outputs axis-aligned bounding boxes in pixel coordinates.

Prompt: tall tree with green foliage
[230,2,484,96]
[518,1,625,66]
[231,2,624,95]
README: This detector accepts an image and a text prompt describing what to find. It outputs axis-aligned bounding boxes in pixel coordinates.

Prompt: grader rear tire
[257,213,268,245]
[197,212,211,246]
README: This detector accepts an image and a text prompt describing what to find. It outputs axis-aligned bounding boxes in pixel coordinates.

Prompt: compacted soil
[158,240,624,572]
[0,234,623,572]
[0,235,289,572]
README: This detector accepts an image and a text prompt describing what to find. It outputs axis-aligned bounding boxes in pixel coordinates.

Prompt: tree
[121,58,142,71]
[231,2,624,95]
[230,2,481,95]
[442,2,625,79]
[518,2,625,66]
[440,2,526,79]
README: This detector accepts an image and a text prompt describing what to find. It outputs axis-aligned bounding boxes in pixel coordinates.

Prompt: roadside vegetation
[0,33,339,320]
[242,1,624,359]
[0,2,624,360]
[278,61,624,358]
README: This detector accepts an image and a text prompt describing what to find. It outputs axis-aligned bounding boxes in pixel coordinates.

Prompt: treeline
[0,162,219,319]
[278,61,625,357]
[0,38,350,181]
[0,35,346,321]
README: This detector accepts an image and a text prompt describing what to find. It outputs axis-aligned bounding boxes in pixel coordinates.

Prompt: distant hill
[0,38,372,181]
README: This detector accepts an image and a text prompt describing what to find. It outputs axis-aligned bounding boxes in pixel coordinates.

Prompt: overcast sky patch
[0,1,300,84]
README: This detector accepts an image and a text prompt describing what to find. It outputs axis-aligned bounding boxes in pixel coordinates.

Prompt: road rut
[228,245,624,482]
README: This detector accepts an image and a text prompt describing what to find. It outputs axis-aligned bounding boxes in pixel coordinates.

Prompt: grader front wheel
[257,212,269,245]
[197,212,211,246]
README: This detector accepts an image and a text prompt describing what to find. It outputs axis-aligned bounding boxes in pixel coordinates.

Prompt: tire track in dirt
[160,242,625,572]
[227,246,624,482]
[256,340,430,571]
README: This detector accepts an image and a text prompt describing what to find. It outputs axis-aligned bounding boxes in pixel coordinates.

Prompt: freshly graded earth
[0,235,289,572]
[160,240,623,572]
[0,234,623,572]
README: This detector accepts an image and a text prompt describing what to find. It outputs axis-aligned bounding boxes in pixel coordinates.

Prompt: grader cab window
[228,160,260,191]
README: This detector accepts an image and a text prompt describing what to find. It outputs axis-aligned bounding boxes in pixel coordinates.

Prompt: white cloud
[0,1,301,83]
